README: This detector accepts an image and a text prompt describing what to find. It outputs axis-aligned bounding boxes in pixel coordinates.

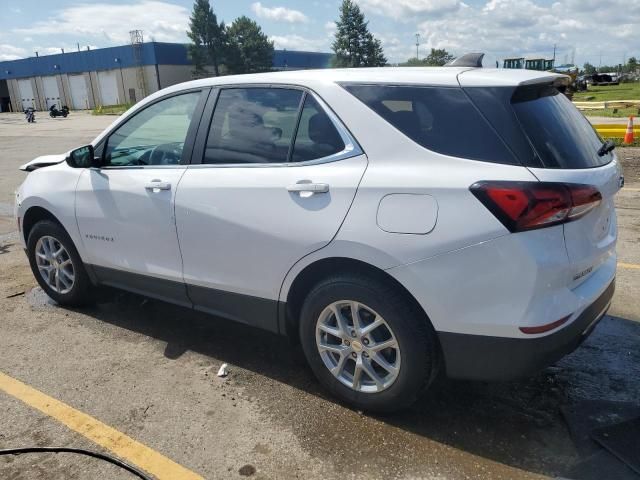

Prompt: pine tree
[332,0,386,67]
[226,16,274,74]
[187,0,227,76]
[365,33,387,67]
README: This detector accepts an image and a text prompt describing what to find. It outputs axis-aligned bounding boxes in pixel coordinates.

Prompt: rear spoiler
[445,53,484,68]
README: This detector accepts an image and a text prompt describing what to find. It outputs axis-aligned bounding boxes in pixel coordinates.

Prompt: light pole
[415,33,420,60]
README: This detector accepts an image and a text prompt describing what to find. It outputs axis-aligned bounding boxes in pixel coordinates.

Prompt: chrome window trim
[195,86,364,169]
[95,165,187,171]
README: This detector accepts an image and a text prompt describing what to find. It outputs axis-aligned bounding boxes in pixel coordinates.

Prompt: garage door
[42,76,60,109]
[97,71,119,106]
[69,75,89,110]
[18,79,35,110]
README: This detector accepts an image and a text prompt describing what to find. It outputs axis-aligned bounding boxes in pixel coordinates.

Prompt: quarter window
[344,84,517,165]
[104,92,201,167]
[204,88,303,164]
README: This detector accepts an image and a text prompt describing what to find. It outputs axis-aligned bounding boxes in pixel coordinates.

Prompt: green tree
[226,16,274,74]
[598,65,616,73]
[582,62,596,75]
[365,33,387,67]
[625,57,638,73]
[400,57,429,66]
[331,0,386,67]
[187,0,227,76]
[424,48,454,66]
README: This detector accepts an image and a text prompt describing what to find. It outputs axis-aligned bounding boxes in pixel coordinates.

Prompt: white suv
[16,66,621,412]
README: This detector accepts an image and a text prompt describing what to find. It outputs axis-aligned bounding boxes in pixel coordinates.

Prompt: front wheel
[26,220,94,306]
[299,274,439,413]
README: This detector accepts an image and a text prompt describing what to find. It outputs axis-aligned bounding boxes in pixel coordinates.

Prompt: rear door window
[343,84,517,165]
[511,86,612,169]
[204,88,303,164]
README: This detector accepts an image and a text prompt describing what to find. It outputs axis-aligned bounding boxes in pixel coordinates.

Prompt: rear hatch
[460,72,622,287]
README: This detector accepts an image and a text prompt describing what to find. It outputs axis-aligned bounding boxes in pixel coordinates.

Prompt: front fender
[17,163,84,257]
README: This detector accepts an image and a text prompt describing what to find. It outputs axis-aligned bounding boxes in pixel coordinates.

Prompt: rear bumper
[438,278,615,381]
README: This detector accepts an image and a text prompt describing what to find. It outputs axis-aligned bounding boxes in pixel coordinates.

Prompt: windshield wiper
[597,140,615,157]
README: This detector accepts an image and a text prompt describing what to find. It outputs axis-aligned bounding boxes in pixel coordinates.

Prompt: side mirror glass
[67,145,98,168]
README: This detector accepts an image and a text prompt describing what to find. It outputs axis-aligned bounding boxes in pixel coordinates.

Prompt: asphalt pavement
[0,111,639,479]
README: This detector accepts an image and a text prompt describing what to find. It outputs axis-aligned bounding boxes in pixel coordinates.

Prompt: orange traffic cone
[623,116,635,145]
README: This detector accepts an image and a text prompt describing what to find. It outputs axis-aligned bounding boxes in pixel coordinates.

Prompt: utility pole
[415,33,420,60]
[553,43,556,64]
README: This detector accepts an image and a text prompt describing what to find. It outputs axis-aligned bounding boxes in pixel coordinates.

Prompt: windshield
[512,86,612,169]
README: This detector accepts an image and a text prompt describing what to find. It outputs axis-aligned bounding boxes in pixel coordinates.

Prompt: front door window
[104,92,201,167]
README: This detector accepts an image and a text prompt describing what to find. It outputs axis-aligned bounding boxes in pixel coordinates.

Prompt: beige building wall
[157,65,194,90]
[4,63,196,111]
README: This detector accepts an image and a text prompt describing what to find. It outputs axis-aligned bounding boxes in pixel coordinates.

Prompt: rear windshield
[343,84,518,165]
[511,86,612,169]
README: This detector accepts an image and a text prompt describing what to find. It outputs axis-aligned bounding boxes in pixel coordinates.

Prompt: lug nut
[363,352,369,358]
[351,352,357,359]
[350,330,356,337]
[363,338,370,346]
[344,340,350,346]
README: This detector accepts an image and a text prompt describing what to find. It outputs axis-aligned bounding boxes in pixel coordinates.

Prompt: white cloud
[357,0,460,20]
[251,2,309,23]
[270,34,326,51]
[0,44,27,61]
[406,0,640,66]
[13,1,190,45]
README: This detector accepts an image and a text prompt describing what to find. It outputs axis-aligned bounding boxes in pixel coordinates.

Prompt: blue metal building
[0,42,333,112]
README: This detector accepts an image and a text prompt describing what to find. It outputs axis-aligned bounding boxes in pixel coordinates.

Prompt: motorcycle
[49,105,69,118]
[24,107,36,123]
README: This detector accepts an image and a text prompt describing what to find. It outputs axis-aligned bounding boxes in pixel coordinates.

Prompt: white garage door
[97,71,119,106]
[69,75,89,110]
[42,76,60,109]
[18,79,35,110]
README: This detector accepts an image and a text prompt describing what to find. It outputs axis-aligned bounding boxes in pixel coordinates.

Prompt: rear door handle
[145,180,171,191]
[286,182,330,195]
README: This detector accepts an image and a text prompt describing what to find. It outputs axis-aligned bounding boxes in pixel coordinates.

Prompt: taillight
[470,181,602,232]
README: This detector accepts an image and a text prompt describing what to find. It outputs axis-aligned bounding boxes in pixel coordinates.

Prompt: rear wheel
[27,220,94,306]
[299,274,439,412]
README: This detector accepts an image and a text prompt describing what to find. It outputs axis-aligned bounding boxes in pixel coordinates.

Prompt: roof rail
[445,53,484,68]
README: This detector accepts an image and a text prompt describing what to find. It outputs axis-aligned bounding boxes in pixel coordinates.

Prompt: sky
[0,0,638,68]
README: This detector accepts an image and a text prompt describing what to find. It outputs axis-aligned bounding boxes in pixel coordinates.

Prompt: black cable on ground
[0,447,153,479]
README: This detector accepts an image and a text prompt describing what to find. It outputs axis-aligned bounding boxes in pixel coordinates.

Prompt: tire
[26,220,94,306]
[299,273,439,413]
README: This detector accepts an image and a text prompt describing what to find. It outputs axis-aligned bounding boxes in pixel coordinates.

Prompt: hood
[20,153,68,172]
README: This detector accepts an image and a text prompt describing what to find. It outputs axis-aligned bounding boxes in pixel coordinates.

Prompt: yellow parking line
[619,262,640,270]
[0,371,203,480]
[622,188,640,192]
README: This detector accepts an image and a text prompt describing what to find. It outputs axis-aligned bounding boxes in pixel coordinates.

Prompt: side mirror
[67,145,100,168]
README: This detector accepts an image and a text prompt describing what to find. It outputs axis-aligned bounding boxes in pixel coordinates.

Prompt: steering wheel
[149,143,183,165]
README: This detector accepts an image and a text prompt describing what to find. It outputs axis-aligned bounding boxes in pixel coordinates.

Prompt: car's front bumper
[437,278,615,381]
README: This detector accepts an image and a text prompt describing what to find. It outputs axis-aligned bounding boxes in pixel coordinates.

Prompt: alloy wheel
[316,300,401,393]
[35,235,75,294]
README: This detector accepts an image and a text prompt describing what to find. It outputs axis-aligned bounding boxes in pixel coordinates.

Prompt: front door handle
[145,180,171,192]
[286,182,330,196]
